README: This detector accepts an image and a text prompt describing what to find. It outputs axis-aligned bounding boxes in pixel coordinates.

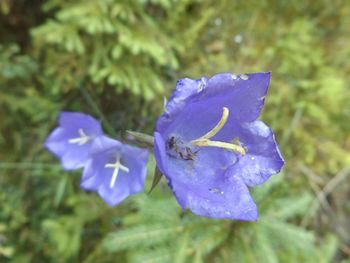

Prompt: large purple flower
[45,112,104,170]
[154,72,284,220]
[80,136,148,206]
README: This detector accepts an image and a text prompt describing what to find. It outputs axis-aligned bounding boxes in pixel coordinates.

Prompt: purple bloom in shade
[80,136,148,206]
[45,112,104,170]
[154,72,284,220]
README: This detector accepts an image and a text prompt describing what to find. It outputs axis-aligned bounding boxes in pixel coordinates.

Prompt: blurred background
[0,0,349,262]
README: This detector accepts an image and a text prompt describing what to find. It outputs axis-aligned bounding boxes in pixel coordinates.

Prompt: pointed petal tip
[97,187,126,207]
[60,160,82,171]
[246,208,259,221]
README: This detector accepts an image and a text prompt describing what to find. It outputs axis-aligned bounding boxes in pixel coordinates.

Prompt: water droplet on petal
[231,74,238,80]
[240,74,249,80]
[209,188,224,195]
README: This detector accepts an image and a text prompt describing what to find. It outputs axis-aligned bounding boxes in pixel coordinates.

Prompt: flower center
[105,155,130,188]
[190,107,246,156]
[68,128,90,145]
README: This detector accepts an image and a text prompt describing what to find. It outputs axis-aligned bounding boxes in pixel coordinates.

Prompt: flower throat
[166,107,246,161]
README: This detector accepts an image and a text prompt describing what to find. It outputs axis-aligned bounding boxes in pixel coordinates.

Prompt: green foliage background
[1,0,349,262]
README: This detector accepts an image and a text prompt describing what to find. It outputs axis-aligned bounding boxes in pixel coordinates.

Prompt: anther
[68,128,90,145]
[105,155,130,188]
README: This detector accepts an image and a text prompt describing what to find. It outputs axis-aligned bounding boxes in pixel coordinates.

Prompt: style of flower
[154,72,284,220]
[80,136,148,206]
[45,112,104,170]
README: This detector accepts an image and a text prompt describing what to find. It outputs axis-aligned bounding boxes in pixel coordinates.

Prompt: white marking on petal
[68,128,90,145]
[209,188,224,195]
[198,83,203,92]
[105,155,129,188]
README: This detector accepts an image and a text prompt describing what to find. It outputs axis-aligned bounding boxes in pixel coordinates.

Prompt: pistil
[105,155,130,188]
[68,128,90,145]
[191,107,246,156]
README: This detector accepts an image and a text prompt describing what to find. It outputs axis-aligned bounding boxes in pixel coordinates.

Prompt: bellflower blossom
[80,136,148,206]
[154,72,284,220]
[45,112,104,170]
[45,112,148,206]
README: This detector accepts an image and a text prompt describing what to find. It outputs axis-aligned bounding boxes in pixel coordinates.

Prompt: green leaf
[103,224,182,252]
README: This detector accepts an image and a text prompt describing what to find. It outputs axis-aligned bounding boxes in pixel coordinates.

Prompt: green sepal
[149,166,163,194]
[124,130,154,149]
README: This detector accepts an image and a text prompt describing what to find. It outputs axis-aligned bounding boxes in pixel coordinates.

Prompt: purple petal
[45,127,93,170]
[230,121,285,186]
[173,170,258,220]
[59,112,103,135]
[157,72,270,139]
[153,132,167,174]
[122,145,148,193]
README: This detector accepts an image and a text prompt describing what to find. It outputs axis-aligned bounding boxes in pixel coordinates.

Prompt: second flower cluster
[45,112,148,206]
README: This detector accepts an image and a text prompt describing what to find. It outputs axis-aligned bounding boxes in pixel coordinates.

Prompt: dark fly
[167,136,199,161]
[179,147,199,161]
[167,136,177,150]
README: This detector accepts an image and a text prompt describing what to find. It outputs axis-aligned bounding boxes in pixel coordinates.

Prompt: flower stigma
[105,154,130,188]
[191,107,246,156]
[68,128,90,145]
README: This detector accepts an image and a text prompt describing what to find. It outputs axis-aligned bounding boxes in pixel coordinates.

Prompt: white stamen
[196,107,229,141]
[191,107,246,155]
[105,155,129,188]
[68,128,90,145]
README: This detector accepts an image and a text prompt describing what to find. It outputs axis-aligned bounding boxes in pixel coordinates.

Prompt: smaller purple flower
[45,112,104,170]
[80,136,148,206]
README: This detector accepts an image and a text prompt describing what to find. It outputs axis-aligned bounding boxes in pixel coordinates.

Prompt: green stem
[79,85,116,137]
[0,162,60,170]
[125,130,154,148]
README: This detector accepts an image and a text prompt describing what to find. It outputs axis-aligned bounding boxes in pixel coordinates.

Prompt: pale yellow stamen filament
[196,107,229,141]
[194,140,246,155]
[105,155,129,188]
[68,128,90,145]
[191,107,246,156]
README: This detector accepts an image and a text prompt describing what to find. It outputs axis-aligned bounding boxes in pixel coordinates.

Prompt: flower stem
[125,130,154,148]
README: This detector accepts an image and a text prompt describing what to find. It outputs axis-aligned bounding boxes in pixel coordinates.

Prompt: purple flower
[154,72,284,220]
[80,136,148,206]
[45,112,104,170]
